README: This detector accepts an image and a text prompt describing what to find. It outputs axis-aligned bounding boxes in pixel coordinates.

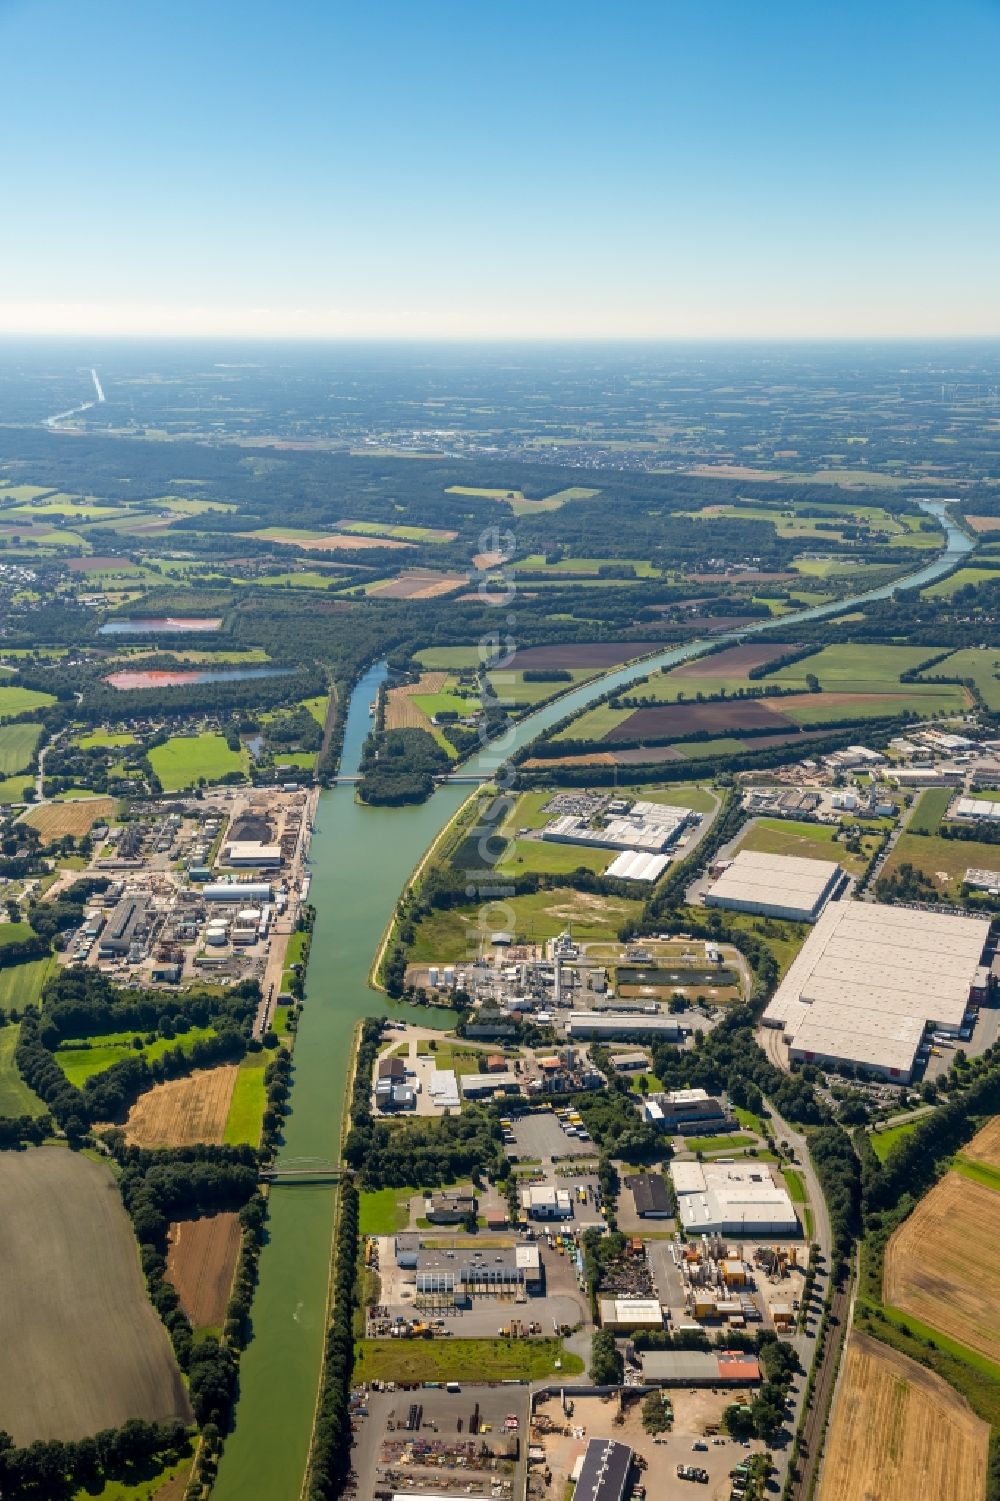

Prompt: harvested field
[965,515,1000,533]
[884,1170,1000,1364]
[508,642,662,669]
[0,1146,192,1443]
[959,1116,1000,1170]
[522,752,617,769]
[605,700,793,742]
[819,1332,987,1501]
[123,1065,238,1147]
[259,530,412,551]
[25,795,116,842]
[385,672,448,729]
[368,569,468,599]
[167,1212,241,1328]
[673,641,802,678]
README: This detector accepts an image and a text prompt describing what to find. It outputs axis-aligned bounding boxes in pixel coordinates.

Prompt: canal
[214,501,972,1499]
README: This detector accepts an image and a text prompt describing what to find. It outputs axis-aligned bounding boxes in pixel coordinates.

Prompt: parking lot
[509,1113,596,1162]
[353,1386,529,1501]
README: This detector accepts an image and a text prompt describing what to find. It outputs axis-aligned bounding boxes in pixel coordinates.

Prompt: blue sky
[1,0,998,338]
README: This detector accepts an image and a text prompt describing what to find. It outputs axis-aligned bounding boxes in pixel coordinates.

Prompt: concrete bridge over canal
[260,1157,351,1185]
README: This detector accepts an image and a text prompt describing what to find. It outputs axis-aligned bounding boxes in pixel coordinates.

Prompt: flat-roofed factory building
[670,1160,800,1237]
[705,849,843,923]
[762,901,992,1082]
[574,1439,633,1501]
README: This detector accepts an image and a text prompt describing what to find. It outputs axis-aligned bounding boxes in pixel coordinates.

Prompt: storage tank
[238,908,262,924]
[205,926,228,947]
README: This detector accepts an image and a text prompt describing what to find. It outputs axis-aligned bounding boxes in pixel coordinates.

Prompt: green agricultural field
[56,1026,216,1086]
[0,922,37,949]
[412,690,481,719]
[0,721,42,774]
[148,732,248,791]
[414,645,486,669]
[923,566,1000,598]
[0,955,56,1010]
[301,694,330,725]
[0,1023,46,1116]
[12,495,124,519]
[738,817,874,877]
[880,832,1000,900]
[0,484,55,503]
[917,648,1000,712]
[0,685,57,719]
[224,1052,267,1146]
[409,885,642,962]
[445,485,524,500]
[250,571,346,590]
[486,667,600,706]
[246,525,331,542]
[785,687,966,726]
[551,702,631,742]
[354,1337,581,1384]
[766,643,951,691]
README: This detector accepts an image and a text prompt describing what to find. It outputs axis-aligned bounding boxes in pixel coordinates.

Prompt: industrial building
[98,895,149,956]
[574,1439,633,1501]
[415,1245,541,1302]
[628,1172,672,1218]
[952,796,1000,824]
[604,849,672,882]
[460,1071,520,1098]
[425,1192,477,1224]
[705,849,843,923]
[223,841,283,867]
[762,901,992,1081]
[641,1087,733,1135]
[541,800,692,855]
[520,1184,572,1219]
[598,1296,664,1332]
[566,1012,681,1041]
[639,1350,761,1387]
[203,881,273,902]
[670,1160,800,1237]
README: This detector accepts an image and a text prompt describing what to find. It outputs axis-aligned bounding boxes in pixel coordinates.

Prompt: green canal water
[214,501,971,1499]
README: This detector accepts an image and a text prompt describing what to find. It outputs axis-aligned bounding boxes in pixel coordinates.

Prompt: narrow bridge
[260,1156,350,1185]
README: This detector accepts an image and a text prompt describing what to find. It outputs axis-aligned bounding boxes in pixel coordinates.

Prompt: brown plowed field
[167,1213,241,1328]
[673,641,802,677]
[522,752,617,769]
[369,570,468,599]
[965,515,1000,533]
[884,1170,1000,1364]
[123,1065,238,1147]
[611,745,686,764]
[605,700,792,742]
[25,796,116,842]
[0,1146,192,1443]
[67,555,140,572]
[819,1331,987,1501]
[959,1115,1000,1168]
[508,643,662,669]
[385,672,447,730]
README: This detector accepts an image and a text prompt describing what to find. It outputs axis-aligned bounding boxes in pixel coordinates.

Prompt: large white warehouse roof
[670,1160,799,1236]
[705,849,841,922]
[763,901,991,1078]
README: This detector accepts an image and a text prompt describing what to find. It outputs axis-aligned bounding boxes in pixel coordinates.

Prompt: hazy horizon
[2,0,998,341]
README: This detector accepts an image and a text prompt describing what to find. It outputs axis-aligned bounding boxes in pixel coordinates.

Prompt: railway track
[786,1269,853,1501]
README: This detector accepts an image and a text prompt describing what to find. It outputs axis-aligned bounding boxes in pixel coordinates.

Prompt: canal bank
[214,503,973,1501]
